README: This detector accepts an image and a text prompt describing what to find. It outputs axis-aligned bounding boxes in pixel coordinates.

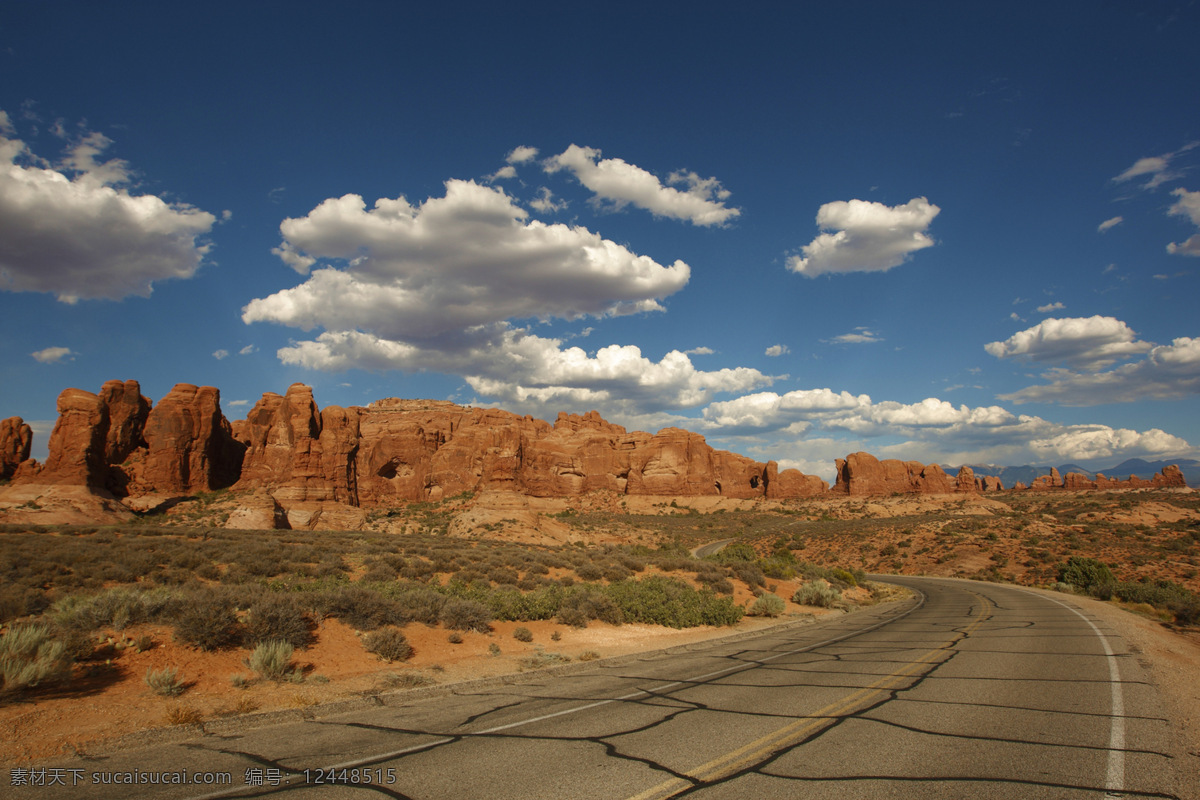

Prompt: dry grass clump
[247,640,296,681]
[0,623,74,696]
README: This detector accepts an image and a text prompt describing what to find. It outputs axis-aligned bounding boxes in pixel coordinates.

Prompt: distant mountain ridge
[948,459,1200,488]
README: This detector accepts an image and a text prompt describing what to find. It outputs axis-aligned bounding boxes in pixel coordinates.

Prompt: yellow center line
[626,593,993,800]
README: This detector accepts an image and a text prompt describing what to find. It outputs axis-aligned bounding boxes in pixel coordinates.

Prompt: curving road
[33,578,1186,799]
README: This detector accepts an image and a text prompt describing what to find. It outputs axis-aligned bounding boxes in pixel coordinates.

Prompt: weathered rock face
[139,384,243,494]
[14,380,243,496]
[981,476,1005,492]
[0,417,32,479]
[1062,466,1188,492]
[954,466,978,493]
[32,388,110,487]
[833,453,959,495]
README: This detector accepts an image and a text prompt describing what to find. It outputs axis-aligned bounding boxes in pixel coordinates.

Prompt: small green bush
[747,593,786,617]
[512,626,533,642]
[1058,557,1116,594]
[145,666,186,697]
[364,627,414,662]
[248,640,295,681]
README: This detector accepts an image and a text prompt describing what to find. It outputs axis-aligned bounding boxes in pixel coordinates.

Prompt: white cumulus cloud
[507,146,539,164]
[1036,302,1065,313]
[31,346,75,364]
[0,121,216,303]
[543,144,740,227]
[999,337,1200,405]
[984,316,1152,370]
[244,179,773,416]
[245,179,690,341]
[213,349,229,360]
[764,344,790,357]
[786,197,939,277]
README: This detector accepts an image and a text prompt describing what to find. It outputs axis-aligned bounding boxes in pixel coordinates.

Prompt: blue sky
[1,1,1197,481]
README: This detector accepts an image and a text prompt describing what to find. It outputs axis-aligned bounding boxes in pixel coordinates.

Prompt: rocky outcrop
[1061,466,1188,491]
[981,476,1004,492]
[13,381,243,496]
[0,417,32,479]
[954,466,978,493]
[833,453,957,495]
[1030,467,1062,490]
[138,384,243,494]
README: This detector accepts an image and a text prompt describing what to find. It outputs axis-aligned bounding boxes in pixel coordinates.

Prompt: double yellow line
[627,592,993,800]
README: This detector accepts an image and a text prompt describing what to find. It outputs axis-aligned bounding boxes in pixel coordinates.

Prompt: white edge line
[1019,588,1126,796]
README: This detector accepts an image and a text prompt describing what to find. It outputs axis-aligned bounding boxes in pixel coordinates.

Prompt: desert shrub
[318,586,407,630]
[793,580,841,608]
[440,598,493,632]
[54,587,176,632]
[512,626,533,642]
[447,632,463,644]
[708,578,734,595]
[606,577,742,628]
[248,640,295,681]
[488,567,520,585]
[363,627,414,662]
[521,651,570,669]
[1170,597,1200,626]
[488,642,501,656]
[1052,581,1075,594]
[747,592,786,617]
[759,557,796,581]
[731,563,765,589]
[1114,579,1190,609]
[560,585,625,626]
[1058,557,1116,594]
[173,593,241,650]
[715,543,758,563]
[144,666,186,697]
[245,595,313,649]
[0,623,73,694]
[391,588,447,626]
[829,568,859,588]
[557,607,590,628]
[575,563,604,581]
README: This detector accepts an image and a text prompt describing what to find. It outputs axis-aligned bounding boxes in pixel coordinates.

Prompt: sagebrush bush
[317,586,407,630]
[793,580,841,608]
[440,598,493,632]
[364,627,414,662]
[748,592,786,617]
[0,623,73,694]
[606,576,742,628]
[145,666,186,697]
[248,640,295,681]
[512,626,533,642]
[173,593,241,650]
[244,595,313,648]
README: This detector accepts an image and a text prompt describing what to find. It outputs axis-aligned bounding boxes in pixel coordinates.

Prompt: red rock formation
[1030,467,1062,490]
[833,453,955,495]
[1154,465,1187,488]
[0,417,32,480]
[1063,472,1096,490]
[954,466,977,493]
[28,388,110,487]
[981,476,1004,492]
[139,384,243,494]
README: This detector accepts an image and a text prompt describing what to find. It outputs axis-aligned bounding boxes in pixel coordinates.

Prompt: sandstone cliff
[6,381,828,521]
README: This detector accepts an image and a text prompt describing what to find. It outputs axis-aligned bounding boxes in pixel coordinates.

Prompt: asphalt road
[20,578,1185,799]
